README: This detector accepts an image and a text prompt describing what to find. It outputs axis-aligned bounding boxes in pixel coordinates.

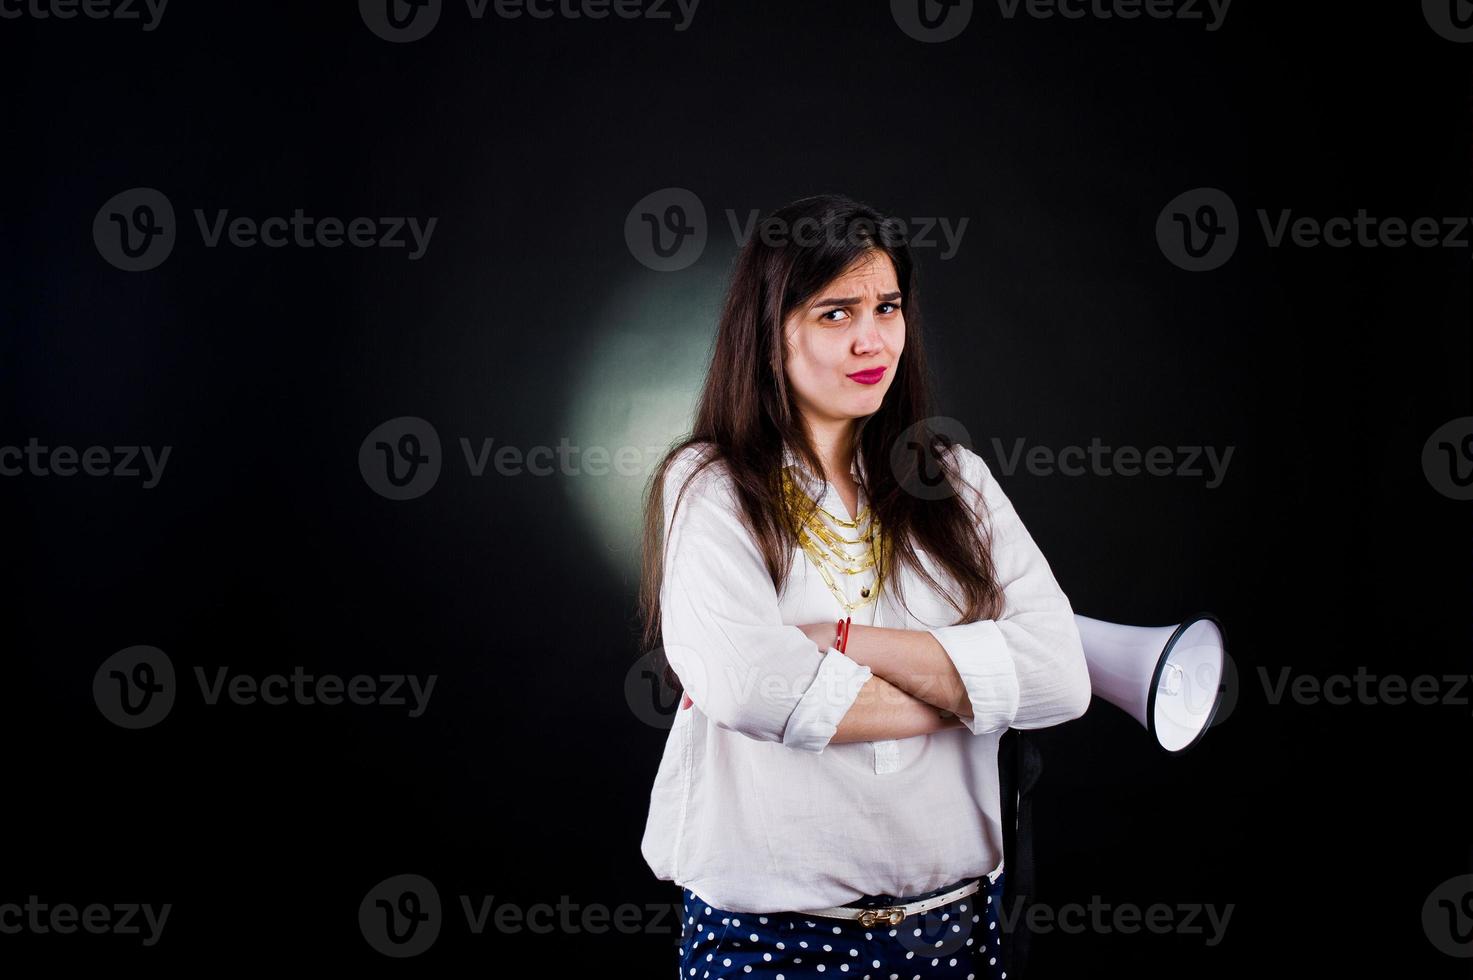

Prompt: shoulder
[940,440,990,491]
[938,441,1008,519]
[662,443,739,517]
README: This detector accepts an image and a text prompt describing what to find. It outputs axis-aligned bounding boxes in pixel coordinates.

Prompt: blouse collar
[781,442,867,486]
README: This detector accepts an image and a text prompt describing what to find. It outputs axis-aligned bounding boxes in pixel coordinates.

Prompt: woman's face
[783,250,905,432]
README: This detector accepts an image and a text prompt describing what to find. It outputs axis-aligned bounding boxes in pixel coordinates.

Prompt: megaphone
[1076,612,1227,753]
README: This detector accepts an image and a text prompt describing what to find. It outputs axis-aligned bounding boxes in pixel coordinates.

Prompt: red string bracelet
[835,616,851,654]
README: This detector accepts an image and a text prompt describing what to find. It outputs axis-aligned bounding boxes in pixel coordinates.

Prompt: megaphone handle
[998,729,1043,979]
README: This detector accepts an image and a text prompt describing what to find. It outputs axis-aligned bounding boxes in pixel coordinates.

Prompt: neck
[802,417,858,485]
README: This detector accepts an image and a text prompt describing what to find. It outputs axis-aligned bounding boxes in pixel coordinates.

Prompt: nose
[853,312,885,354]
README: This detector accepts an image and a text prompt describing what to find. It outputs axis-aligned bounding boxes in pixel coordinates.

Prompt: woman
[637,194,1091,979]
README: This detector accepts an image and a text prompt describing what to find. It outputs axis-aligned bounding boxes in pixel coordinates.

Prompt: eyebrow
[811,290,903,308]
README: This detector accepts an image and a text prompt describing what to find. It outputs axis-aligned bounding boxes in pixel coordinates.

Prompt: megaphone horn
[1075,612,1227,753]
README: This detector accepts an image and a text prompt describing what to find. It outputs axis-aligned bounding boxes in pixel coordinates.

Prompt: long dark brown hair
[637,193,1003,682]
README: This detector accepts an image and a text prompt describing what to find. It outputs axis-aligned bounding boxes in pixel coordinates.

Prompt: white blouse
[639,439,1091,914]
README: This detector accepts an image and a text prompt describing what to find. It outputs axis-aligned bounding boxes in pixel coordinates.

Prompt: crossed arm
[795,623,973,743]
[660,444,1090,754]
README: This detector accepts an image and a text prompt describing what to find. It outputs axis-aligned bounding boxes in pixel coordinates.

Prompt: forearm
[829,674,964,743]
[842,624,974,719]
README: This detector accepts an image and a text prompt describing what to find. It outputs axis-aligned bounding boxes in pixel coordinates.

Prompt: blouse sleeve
[658,448,873,752]
[924,445,1092,734]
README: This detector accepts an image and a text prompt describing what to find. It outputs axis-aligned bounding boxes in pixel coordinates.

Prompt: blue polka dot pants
[677,873,1008,980]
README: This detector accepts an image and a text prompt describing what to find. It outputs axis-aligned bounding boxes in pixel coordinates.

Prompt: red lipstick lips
[846,367,886,385]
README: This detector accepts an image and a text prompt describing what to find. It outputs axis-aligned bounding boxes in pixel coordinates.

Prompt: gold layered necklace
[781,466,888,615]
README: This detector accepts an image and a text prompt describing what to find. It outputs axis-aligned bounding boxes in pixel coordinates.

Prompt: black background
[4,0,1471,974]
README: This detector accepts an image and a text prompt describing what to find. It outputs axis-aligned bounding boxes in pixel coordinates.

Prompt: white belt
[798,861,1003,929]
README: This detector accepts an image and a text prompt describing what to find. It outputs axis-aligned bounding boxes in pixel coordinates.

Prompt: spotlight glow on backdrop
[561,270,728,584]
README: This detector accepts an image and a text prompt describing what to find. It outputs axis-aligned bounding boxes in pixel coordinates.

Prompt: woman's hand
[681,622,834,711]
[798,622,836,655]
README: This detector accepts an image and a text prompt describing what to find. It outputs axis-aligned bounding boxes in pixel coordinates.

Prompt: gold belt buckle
[857,907,906,928]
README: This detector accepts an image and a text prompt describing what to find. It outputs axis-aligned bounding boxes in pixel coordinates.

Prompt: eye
[878,301,902,315]
[819,308,849,323]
